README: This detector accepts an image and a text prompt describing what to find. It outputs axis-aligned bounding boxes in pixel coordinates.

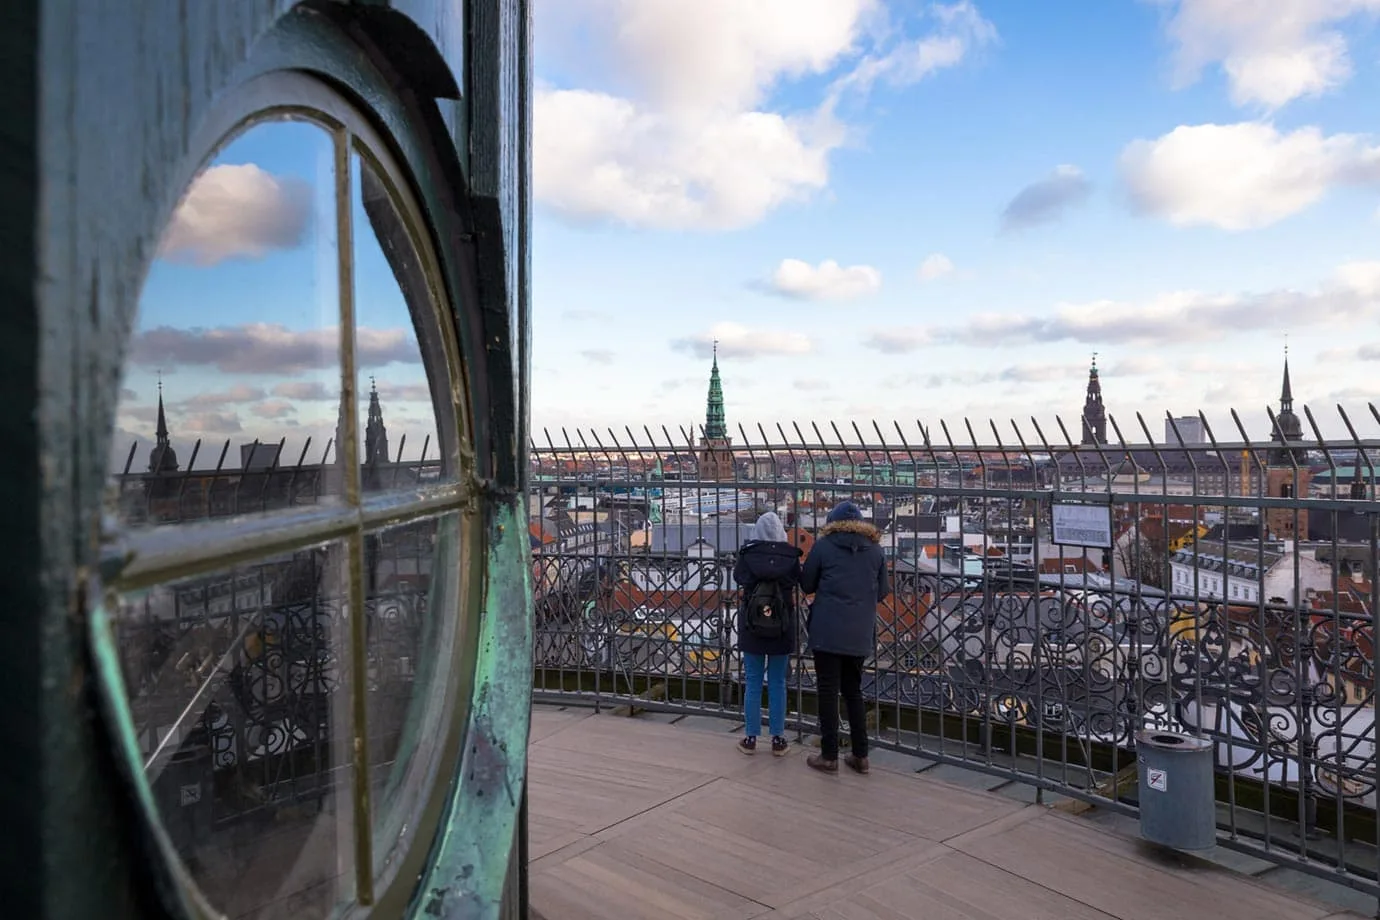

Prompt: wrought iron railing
[530,411,1380,898]
[109,438,438,853]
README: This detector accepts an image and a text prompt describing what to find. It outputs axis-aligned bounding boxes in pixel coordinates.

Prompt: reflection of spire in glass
[704,342,727,440]
[148,375,180,473]
[365,376,391,465]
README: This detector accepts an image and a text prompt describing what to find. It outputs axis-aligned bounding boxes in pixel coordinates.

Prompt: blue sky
[121,1,1380,467]
[530,0,1380,443]
[117,120,439,471]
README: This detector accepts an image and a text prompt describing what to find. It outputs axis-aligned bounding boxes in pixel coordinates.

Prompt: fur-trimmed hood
[819,519,881,542]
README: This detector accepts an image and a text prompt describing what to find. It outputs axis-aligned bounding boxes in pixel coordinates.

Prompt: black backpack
[742,578,789,641]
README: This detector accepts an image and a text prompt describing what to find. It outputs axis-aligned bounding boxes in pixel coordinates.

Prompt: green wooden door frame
[1,2,532,917]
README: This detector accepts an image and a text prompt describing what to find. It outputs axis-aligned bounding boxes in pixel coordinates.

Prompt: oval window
[97,76,477,920]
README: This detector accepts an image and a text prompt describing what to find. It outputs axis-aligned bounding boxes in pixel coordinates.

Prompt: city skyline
[114,3,1380,450]
[530,0,1380,437]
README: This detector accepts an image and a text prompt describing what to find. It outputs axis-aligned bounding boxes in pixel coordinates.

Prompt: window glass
[110,119,342,526]
[101,103,473,919]
[352,150,454,495]
[116,540,354,919]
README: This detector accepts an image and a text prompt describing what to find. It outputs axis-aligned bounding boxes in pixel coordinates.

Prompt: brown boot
[807,753,838,774]
[844,754,870,775]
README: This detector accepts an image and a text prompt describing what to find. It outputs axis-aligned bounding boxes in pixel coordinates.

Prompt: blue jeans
[742,653,789,738]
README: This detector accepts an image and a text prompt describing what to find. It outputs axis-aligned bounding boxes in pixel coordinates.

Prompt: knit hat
[826,501,863,524]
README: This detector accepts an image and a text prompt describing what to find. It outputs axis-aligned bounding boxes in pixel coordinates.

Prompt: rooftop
[527,704,1370,920]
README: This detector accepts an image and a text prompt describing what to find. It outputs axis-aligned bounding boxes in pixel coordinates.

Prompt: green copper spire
[704,341,727,440]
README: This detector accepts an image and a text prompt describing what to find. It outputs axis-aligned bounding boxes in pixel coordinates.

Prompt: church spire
[1269,346,1305,464]
[364,376,390,466]
[1080,352,1106,446]
[704,341,727,441]
[147,374,180,473]
[155,375,169,446]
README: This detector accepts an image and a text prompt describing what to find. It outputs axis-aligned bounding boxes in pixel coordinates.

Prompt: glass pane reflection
[116,541,353,919]
[363,513,464,876]
[110,119,343,527]
[352,151,452,495]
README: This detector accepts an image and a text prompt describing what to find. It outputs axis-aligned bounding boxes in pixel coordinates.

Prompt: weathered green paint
[12,0,532,917]
[416,499,534,918]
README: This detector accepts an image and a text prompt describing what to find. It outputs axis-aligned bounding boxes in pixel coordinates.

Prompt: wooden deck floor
[527,704,1368,920]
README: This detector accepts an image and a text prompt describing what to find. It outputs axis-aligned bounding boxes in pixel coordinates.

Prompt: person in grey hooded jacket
[800,501,889,774]
[732,511,802,757]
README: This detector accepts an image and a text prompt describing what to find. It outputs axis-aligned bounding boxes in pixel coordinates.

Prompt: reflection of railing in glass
[102,102,472,920]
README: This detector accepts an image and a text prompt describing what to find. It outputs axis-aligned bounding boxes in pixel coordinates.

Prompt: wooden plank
[530,705,595,744]
[951,810,1334,920]
[527,744,713,835]
[535,711,760,778]
[733,756,1025,842]
[593,778,923,908]
[776,848,1119,920]
[529,839,770,920]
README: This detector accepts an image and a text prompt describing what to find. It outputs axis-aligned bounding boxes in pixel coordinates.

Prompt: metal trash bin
[152,744,215,853]
[1135,730,1215,851]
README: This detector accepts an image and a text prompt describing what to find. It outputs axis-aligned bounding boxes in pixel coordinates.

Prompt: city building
[1165,415,1205,445]
[1264,357,1312,541]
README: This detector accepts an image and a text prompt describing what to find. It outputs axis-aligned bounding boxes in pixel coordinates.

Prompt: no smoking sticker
[1147,768,1168,792]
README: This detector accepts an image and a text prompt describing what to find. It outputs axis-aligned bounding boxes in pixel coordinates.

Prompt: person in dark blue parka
[801,501,889,774]
[733,511,802,756]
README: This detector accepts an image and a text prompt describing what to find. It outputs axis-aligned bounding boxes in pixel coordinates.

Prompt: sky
[530,0,1380,445]
[116,121,443,472]
[119,0,1380,470]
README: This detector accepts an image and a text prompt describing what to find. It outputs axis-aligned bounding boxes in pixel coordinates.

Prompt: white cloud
[159,164,313,266]
[832,1,998,96]
[917,253,955,282]
[1000,165,1092,231]
[895,259,1380,347]
[534,0,995,230]
[1120,122,1380,230]
[1336,260,1380,297]
[1162,0,1380,109]
[671,322,813,359]
[862,327,931,354]
[769,258,882,300]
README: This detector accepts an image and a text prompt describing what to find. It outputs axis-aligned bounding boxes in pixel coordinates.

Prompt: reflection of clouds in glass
[131,323,418,374]
[159,164,313,266]
[253,400,296,420]
[273,380,333,400]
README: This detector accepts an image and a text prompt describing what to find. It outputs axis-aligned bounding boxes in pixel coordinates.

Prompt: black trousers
[813,651,867,760]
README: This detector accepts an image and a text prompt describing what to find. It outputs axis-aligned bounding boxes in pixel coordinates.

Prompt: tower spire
[1080,353,1106,446]
[155,372,169,444]
[365,376,390,466]
[704,345,726,440]
[147,373,179,473]
[1269,348,1304,464]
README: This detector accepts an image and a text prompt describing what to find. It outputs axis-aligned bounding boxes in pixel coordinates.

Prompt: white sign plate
[1051,503,1113,548]
[1147,768,1168,793]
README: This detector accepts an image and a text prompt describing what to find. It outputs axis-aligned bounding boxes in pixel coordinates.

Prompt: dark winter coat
[800,520,890,658]
[733,540,803,656]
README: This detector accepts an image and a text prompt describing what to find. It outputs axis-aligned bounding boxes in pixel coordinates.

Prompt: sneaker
[806,753,838,774]
[771,736,790,757]
[738,736,757,755]
[844,754,870,775]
